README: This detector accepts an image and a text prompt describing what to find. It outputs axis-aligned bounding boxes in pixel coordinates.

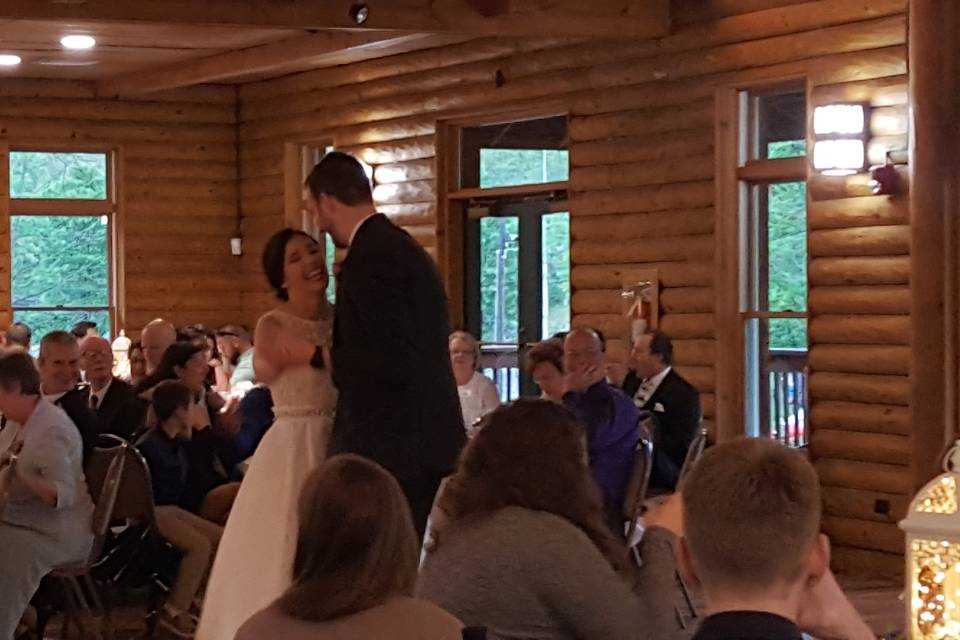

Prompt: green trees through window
[9,152,111,341]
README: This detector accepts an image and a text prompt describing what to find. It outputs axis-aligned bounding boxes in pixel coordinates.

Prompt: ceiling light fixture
[60,34,96,50]
[0,54,22,66]
[350,3,369,25]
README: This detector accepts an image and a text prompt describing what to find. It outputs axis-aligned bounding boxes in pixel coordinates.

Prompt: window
[738,87,809,446]
[453,115,570,400]
[299,144,339,304]
[9,151,114,345]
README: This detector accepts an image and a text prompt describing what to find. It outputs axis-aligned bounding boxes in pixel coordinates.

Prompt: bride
[197,229,337,640]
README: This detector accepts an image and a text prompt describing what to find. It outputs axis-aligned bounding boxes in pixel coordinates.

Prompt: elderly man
[562,328,639,535]
[622,330,701,491]
[4,322,31,351]
[215,324,255,391]
[36,331,99,456]
[141,318,177,375]
[80,336,141,440]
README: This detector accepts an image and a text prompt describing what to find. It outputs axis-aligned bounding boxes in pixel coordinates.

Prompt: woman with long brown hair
[236,454,462,640]
[417,399,683,640]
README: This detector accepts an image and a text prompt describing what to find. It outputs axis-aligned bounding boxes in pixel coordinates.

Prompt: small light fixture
[812,103,869,176]
[869,164,900,196]
[230,236,243,256]
[349,3,369,25]
[0,54,22,67]
[60,34,96,50]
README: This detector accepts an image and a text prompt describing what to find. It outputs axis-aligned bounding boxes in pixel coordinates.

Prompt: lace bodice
[260,309,337,418]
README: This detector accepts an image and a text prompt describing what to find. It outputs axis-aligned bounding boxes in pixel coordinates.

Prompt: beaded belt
[272,408,335,419]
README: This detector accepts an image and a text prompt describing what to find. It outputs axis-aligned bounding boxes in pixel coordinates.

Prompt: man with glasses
[80,335,141,440]
[215,324,255,392]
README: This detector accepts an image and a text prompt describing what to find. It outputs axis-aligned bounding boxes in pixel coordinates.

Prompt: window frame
[715,78,810,444]
[7,146,118,336]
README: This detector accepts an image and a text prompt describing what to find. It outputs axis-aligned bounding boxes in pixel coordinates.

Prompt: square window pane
[749,90,806,160]
[769,317,808,351]
[479,216,519,343]
[479,149,570,189]
[542,212,570,338]
[460,116,568,189]
[15,309,111,356]
[12,216,110,308]
[766,182,807,313]
[10,152,108,199]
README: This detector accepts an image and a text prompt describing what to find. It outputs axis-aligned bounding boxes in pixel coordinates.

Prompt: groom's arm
[337,260,418,389]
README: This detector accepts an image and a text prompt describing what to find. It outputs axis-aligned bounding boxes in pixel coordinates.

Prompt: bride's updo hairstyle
[262,228,316,301]
[275,454,419,621]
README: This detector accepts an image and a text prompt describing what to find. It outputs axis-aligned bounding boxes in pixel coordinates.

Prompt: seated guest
[180,324,227,390]
[70,321,99,340]
[418,400,683,640]
[37,331,100,456]
[136,342,240,524]
[678,438,873,640]
[0,351,94,638]
[80,336,141,440]
[449,331,500,435]
[138,381,223,637]
[216,324,255,391]
[128,341,147,387]
[237,455,462,640]
[5,322,32,351]
[622,331,701,490]
[562,328,639,533]
[525,339,565,402]
[140,318,177,375]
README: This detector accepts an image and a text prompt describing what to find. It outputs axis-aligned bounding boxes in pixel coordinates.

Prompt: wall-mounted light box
[812,103,870,176]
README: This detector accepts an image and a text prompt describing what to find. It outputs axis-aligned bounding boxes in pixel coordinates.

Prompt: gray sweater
[416,506,684,640]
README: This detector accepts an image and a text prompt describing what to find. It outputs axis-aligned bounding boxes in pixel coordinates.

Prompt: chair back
[678,427,708,484]
[83,440,128,563]
[622,413,655,542]
[94,433,156,525]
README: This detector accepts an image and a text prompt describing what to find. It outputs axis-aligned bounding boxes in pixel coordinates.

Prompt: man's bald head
[80,335,114,389]
[564,328,604,359]
[563,328,606,391]
[141,319,177,374]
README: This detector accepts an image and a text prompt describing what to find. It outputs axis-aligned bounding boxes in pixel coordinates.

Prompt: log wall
[237,0,909,573]
[0,80,241,333]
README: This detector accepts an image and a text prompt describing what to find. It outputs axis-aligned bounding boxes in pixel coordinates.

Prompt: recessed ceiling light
[61,35,96,50]
[0,54,22,66]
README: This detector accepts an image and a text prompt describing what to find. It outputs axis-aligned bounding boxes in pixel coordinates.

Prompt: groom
[305,151,466,537]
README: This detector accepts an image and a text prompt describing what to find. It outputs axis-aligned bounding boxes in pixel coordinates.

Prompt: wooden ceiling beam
[0,0,671,40]
[96,31,468,95]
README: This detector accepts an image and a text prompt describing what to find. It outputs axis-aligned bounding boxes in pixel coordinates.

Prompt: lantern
[900,441,960,639]
[111,330,131,380]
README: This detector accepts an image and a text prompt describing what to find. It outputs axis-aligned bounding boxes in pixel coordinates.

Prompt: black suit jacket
[329,214,466,529]
[623,368,701,489]
[92,377,141,440]
[692,612,803,640]
[55,385,102,457]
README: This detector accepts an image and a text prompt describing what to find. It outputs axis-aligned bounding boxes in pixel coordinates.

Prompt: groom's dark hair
[305,151,373,206]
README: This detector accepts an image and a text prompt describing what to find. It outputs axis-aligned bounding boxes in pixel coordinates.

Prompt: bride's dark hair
[262,228,319,301]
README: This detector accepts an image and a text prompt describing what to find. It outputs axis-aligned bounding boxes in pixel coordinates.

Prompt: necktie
[90,393,99,410]
[634,379,655,408]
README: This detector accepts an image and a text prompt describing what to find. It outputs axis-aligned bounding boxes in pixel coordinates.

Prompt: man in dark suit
[80,335,141,440]
[678,439,873,640]
[621,330,701,490]
[305,151,466,537]
[37,331,100,455]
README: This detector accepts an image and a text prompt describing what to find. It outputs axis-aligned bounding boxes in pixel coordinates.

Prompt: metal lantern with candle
[900,440,960,639]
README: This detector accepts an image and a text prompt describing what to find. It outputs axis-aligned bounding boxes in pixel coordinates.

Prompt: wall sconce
[813,103,870,176]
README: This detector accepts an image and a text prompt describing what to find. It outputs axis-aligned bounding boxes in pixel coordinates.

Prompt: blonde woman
[448,331,500,435]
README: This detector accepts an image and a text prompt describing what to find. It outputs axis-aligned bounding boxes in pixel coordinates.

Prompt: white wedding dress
[196,310,337,640]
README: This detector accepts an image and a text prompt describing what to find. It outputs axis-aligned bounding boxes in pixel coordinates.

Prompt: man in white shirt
[621,330,701,490]
[36,331,100,455]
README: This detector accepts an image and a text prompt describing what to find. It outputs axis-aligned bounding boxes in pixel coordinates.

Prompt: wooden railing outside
[764,349,808,448]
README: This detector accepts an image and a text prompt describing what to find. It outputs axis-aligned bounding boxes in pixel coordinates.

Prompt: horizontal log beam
[809,344,910,375]
[809,372,910,405]
[809,314,909,345]
[0,0,671,39]
[822,486,910,524]
[808,225,909,257]
[830,546,903,577]
[808,196,907,231]
[808,285,910,315]
[809,429,909,465]
[571,235,713,266]
[570,209,713,241]
[811,400,910,435]
[815,458,912,494]
[809,256,909,286]
[821,516,904,554]
[571,262,713,289]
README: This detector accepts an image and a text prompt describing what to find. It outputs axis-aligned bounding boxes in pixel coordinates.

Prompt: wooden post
[909,0,960,488]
